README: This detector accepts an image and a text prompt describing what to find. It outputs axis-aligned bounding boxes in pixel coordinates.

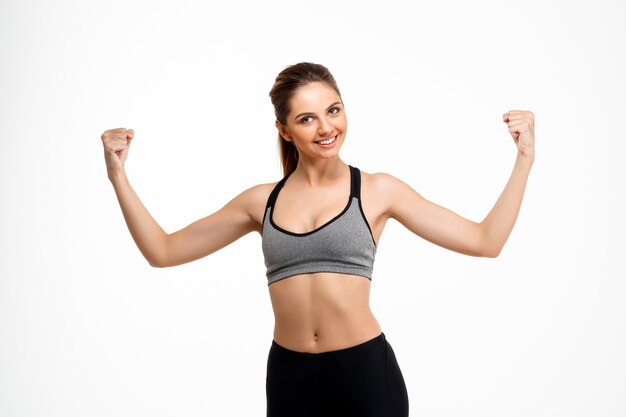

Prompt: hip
[266,331,410,417]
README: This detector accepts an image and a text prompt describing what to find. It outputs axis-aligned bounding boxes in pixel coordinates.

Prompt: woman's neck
[292,157,348,187]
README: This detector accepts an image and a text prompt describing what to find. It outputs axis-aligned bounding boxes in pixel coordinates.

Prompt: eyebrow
[293,101,343,120]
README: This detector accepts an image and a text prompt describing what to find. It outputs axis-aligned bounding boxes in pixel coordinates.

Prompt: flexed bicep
[381,173,491,257]
[157,185,262,268]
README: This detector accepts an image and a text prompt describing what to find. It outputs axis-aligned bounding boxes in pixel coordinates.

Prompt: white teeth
[317,136,336,145]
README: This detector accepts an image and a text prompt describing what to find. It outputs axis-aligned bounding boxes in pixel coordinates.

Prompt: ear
[275,120,292,142]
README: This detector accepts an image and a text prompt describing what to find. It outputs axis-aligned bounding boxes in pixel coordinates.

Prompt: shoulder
[241,181,277,198]
[232,180,280,225]
[358,169,422,218]
[358,169,410,195]
[234,180,278,207]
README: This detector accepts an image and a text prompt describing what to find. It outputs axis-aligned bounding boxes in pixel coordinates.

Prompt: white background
[1,0,625,416]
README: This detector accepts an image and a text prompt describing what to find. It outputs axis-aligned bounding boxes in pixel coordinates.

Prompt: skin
[101,82,535,354]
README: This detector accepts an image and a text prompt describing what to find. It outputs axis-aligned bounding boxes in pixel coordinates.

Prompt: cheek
[337,114,347,127]
[338,118,348,132]
[296,124,317,136]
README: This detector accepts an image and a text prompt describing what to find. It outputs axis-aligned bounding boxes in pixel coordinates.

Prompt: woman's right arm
[102,128,260,268]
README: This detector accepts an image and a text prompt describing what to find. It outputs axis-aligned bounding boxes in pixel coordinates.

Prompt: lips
[315,135,337,145]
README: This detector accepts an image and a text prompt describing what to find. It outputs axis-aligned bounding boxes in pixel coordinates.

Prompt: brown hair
[268,62,343,177]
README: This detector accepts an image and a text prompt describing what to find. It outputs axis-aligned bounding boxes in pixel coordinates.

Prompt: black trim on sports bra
[261,165,377,246]
[348,165,376,246]
[270,165,354,237]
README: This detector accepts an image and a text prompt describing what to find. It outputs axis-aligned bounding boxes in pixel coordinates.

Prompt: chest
[272,185,352,234]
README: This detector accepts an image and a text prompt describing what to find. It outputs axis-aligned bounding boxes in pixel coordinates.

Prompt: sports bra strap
[265,172,290,211]
[265,165,360,215]
[349,165,360,199]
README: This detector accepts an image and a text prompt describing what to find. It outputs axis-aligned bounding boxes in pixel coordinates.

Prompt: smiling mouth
[315,135,337,145]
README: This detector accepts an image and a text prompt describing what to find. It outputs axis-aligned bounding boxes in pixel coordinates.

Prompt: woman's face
[276,82,347,161]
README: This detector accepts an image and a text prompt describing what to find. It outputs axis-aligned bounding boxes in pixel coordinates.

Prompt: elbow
[478,225,501,258]
[148,236,169,268]
[147,252,168,268]
[148,252,169,268]
[479,237,501,258]
[481,245,501,258]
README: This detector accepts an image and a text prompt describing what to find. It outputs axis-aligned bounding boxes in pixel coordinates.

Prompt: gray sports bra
[261,165,377,286]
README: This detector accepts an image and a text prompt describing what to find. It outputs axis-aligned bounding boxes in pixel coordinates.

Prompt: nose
[318,117,332,137]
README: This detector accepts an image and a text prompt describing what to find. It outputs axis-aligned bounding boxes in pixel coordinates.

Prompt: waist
[272,331,387,357]
[268,272,381,353]
[273,318,383,354]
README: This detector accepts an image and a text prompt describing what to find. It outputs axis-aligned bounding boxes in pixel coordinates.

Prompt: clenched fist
[502,110,535,159]
[101,127,134,178]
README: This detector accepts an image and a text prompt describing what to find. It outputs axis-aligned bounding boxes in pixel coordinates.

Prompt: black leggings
[266,332,409,417]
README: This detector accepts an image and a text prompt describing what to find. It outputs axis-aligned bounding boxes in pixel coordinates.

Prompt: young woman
[101,62,535,417]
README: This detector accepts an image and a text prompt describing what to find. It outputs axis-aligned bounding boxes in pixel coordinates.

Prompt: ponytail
[278,134,299,177]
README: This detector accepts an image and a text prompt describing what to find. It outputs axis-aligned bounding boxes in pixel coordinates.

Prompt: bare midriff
[268,272,382,354]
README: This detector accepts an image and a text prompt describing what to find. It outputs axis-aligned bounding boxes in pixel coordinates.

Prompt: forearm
[480,152,534,256]
[109,169,168,267]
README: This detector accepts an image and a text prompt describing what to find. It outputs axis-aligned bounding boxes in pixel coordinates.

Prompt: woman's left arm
[381,110,535,257]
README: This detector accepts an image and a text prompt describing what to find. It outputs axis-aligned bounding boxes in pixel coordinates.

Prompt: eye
[300,116,313,124]
[329,107,340,115]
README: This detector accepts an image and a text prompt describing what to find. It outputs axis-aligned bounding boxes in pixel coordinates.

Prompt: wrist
[108,168,127,184]
[516,150,535,167]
